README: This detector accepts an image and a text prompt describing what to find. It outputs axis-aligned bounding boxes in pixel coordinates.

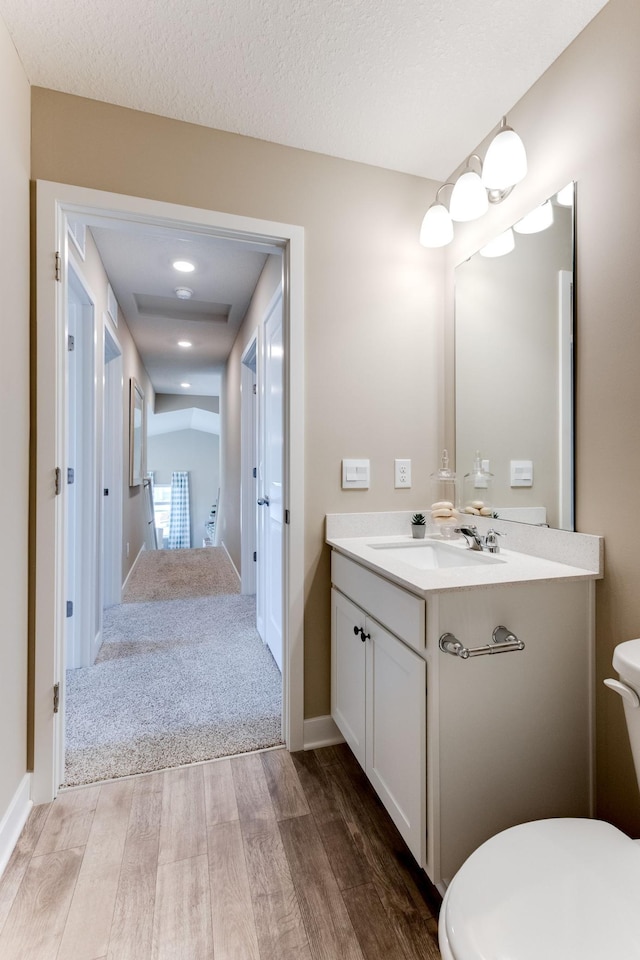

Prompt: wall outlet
[394,458,412,488]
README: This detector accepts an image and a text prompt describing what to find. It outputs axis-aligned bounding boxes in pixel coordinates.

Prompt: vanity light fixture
[482,117,528,201]
[449,156,488,222]
[175,287,193,300]
[513,199,554,234]
[479,227,515,258]
[177,340,192,348]
[419,183,455,248]
[172,259,195,273]
[556,182,574,206]
[180,382,191,389]
[418,115,527,248]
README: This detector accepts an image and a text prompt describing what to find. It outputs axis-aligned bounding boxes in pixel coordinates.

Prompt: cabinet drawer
[331,551,425,652]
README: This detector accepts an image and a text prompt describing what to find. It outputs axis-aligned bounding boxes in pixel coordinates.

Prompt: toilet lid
[443,818,640,960]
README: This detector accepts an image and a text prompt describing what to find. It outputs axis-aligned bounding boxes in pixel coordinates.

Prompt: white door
[102,325,123,608]
[65,265,98,670]
[257,291,284,670]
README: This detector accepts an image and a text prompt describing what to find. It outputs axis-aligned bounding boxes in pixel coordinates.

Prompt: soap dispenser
[430,450,459,539]
[462,451,494,518]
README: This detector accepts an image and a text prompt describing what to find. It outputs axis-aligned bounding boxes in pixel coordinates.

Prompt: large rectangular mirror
[455,184,575,530]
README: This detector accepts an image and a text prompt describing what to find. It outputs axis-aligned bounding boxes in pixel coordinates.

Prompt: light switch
[342,459,370,489]
[510,460,533,487]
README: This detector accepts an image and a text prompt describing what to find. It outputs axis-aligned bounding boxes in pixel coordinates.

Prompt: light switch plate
[342,459,370,489]
[510,459,533,487]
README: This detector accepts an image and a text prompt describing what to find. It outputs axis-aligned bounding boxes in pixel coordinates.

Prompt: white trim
[0,774,32,879]
[220,541,241,585]
[240,335,258,596]
[303,715,344,750]
[121,543,146,593]
[33,181,305,801]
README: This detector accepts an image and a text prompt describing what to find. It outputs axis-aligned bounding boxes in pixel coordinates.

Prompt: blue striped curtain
[168,471,191,549]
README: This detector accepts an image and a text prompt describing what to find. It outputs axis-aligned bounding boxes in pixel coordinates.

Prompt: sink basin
[367,540,505,570]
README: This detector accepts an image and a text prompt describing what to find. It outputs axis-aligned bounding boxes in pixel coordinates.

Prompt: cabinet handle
[439,625,524,659]
[353,625,370,643]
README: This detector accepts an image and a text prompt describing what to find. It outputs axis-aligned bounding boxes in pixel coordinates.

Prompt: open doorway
[32,182,304,802]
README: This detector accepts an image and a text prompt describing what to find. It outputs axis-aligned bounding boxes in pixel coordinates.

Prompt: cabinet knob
[353,625,360,636]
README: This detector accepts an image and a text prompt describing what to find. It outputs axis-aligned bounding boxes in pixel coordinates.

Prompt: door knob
[257,496,270,506]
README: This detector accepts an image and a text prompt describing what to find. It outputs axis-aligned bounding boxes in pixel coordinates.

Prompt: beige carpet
[123,547,240,602]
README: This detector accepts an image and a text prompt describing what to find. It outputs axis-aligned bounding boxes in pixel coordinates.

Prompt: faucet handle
[484,528,503,553]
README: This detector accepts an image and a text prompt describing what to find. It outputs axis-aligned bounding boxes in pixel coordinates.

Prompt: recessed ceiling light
[173,259,195,273]
[181,382,191,389]
[178,340,192,348]
[175,287,193,300]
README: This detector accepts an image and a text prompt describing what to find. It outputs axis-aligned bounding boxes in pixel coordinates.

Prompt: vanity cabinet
[330,549,595,888]
[331,558,426,864]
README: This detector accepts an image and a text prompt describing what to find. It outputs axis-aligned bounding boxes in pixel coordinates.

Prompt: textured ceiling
[0,0,609,179]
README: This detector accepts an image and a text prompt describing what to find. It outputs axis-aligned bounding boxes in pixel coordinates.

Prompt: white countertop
[326,531,602,597]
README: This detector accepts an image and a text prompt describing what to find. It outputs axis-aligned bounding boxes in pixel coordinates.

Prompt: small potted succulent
[411,512,427,539]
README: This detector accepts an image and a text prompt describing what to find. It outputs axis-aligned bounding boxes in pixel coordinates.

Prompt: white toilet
[438,637,640,960]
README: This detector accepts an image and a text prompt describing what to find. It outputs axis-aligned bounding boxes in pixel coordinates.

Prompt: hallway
[0,744,441,960]
[65,548,282,785]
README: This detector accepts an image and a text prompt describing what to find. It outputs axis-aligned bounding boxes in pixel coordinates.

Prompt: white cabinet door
[331,588,367,767]
[366,619,426,865]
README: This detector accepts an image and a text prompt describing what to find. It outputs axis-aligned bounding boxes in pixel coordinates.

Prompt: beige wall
[442,0,640,834]
[31,98,443,721]
[0,19,30,817]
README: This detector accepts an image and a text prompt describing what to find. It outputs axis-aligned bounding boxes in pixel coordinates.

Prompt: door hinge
[53,683,60,714]
[54,467,62,495]
[67,467,75,485]
[55,251,62,282]
[66,600,73,618]
[104,488,109,496]
[253,383,257,395]
[285,509,290,524]
[252,467,257,479]
[68,334,75,352]
[253,551,257,562]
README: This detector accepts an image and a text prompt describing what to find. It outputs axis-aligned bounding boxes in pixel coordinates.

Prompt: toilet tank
[613,638,640,792]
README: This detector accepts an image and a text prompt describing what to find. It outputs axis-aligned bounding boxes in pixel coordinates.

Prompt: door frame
[102,320,124,608]
[240,335,258,596]
[33,180,305,803]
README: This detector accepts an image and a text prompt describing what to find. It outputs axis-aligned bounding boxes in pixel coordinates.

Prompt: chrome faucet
[455,525,484,551]
[455,525,503,553]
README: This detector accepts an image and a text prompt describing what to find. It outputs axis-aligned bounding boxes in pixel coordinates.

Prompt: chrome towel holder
[439,625,525,659]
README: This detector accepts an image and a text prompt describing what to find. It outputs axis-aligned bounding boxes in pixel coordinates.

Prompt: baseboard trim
[0,773,32,879]
[122,543,146,593]
[220,541,241,586]
[303,715,344,750]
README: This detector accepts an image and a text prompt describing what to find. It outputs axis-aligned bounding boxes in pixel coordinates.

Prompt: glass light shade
[556,182,574,206]
[482,128,528,190]
[449,171,489,222]
[513,199,554,234]
[479,228,515,258]
[419,203,454,248]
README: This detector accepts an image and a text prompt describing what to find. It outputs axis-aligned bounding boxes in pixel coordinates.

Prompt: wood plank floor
[0,745,442,960]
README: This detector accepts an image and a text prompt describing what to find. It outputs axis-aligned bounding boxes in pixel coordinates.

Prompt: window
[153,484,172,545]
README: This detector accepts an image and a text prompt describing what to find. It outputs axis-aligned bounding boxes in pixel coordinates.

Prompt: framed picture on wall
[129,377,145,486]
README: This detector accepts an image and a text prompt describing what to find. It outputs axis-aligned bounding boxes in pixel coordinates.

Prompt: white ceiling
[1,0,609,180]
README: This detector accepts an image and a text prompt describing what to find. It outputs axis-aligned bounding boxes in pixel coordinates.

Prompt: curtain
[168,471,191,549]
